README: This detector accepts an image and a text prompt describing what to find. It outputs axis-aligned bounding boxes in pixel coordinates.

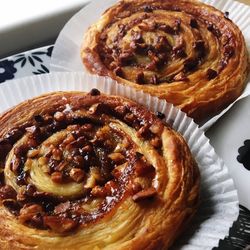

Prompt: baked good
[0,90,199,249]
[81,0,249,122]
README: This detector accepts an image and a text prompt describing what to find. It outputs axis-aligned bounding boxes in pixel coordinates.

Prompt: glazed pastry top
[0,90,199,249]
[82,0,249,121]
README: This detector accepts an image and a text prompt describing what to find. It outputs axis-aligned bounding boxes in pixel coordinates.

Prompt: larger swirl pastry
[0,90,199,249]
[81,0,249,122]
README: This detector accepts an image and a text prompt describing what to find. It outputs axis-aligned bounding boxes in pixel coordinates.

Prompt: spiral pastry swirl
[0,90,199,249]
[81,0,249,122]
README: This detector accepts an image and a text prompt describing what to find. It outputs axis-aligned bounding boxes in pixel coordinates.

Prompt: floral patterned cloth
[0,46,53,83]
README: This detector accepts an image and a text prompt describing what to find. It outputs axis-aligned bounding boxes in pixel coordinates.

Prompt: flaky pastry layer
[0,90,199,249]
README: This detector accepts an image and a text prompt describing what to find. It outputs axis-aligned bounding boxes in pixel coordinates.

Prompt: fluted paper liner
[0,72,238,249]
[49,0,250,130]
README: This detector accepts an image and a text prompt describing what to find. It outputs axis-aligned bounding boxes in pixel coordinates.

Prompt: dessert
[81,0,249,122]
[0,90,199,249]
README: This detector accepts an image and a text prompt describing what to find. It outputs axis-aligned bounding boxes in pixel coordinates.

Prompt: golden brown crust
[81,0,249,122]
[0,90,199,249]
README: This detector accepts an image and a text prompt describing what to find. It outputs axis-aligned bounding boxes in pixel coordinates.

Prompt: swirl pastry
[0,90,199,249]
[81,0,249,122]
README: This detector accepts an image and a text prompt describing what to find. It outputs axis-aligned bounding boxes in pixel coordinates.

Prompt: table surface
[0,0,89,58]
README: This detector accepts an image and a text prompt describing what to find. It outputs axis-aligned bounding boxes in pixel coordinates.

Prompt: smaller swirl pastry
[81,0,249,122]
[0,90,199,249]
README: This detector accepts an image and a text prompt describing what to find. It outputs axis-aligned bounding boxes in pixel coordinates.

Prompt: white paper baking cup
[49,0,250,130]
[0,72,238,249]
